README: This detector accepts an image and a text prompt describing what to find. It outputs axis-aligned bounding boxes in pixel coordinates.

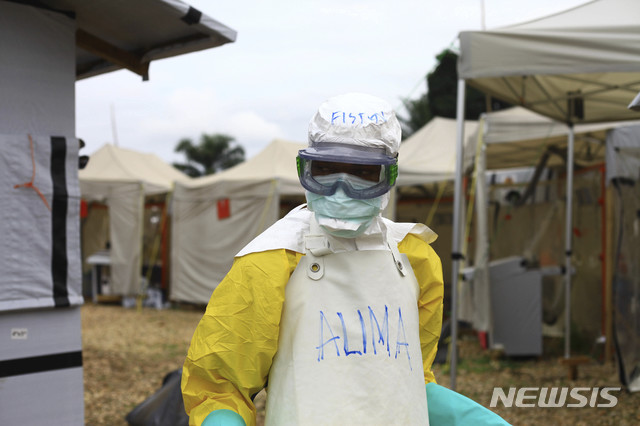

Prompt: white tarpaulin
[171,179,280,304]
[0,134,82,311]
[170,139,305,304]
[0,2,82,312]
[80,144,190,296]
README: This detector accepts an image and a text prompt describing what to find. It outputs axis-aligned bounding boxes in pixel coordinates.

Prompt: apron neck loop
[384,224,407,276]
[307,218,332,256]
[304,217,330,280]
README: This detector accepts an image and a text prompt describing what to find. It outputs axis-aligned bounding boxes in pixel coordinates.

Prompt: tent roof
[397,117,478,185]
[35,0,236,80]
[469,106,640,169]
[79,144,190,196]
[178,138,307,195]
[458,0,640,124]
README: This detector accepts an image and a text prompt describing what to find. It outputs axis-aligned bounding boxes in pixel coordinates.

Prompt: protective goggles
[296,143,398,199]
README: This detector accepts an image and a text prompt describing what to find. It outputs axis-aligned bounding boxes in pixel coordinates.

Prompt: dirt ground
[82,303,640,425]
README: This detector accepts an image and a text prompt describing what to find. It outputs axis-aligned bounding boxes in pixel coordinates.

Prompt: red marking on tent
[477,331,488,350]
[217,198,230,219]
[13,134,51,211]
[80,199,88,219]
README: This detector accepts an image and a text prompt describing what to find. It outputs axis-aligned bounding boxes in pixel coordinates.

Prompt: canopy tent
[80,144,190,296]
[396,117,478,186]
[458,0,640,124]
[36,0,236,80]
[170,138,306,304]
[451,0,640,389]
[463,107,640,350]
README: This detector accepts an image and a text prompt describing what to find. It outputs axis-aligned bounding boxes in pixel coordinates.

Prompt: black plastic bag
[126,369,189,426]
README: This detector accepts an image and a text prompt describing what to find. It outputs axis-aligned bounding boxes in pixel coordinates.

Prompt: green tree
[398,95,432,139]
[173,133,245,177]
[398,49,511,139]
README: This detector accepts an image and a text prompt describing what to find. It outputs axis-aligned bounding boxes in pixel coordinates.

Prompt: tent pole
[564,125,575,359]
[475,118,491,339]
[604,184,614,363]
[451,79,467,390]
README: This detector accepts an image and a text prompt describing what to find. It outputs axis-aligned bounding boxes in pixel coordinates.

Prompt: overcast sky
[75,0,588,164]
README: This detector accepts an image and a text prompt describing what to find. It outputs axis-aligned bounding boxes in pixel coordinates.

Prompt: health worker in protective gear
[181,93,510,426]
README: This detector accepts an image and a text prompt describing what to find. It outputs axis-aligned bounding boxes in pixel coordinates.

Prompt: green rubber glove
[426,382,511,425]
[201,409,246,426]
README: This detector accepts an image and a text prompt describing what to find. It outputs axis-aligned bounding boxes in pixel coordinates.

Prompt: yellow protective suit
[181,233,443,426]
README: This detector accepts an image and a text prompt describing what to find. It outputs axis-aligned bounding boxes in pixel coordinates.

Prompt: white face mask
[305,187,383,238]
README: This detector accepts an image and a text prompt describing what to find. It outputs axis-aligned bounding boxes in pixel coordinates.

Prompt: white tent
[450,0,640,387]
[170,138,306,304]
[191,138,306,193]
[79,144,190,296]
[397,117,478,186]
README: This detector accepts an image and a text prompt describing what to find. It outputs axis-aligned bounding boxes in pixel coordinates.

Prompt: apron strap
[304,218,331,280]
[385,225,407,276]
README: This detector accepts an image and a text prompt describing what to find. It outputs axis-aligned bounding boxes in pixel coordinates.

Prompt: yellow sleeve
[181,249,302,426]
[398,233,444,385]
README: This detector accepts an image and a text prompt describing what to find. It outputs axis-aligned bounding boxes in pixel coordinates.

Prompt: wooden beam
[76,29,149,80]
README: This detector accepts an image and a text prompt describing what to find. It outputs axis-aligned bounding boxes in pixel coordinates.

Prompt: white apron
[265,220,429,426]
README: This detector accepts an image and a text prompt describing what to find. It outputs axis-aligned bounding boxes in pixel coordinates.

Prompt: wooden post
[560,356,590,380]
